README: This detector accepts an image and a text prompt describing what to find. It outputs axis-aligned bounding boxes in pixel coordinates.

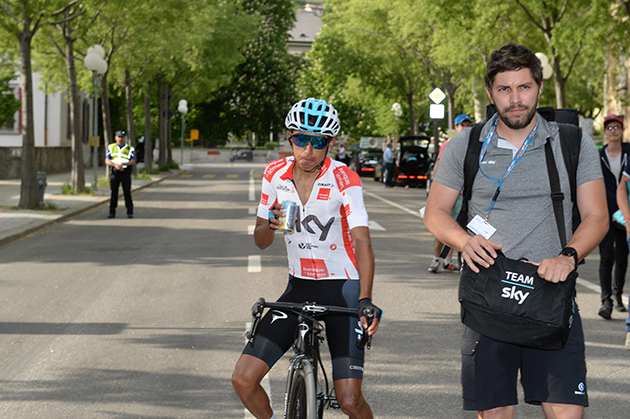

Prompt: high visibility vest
[108,143,135,165]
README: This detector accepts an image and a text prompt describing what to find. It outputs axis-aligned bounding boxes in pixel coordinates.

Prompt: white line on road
[369,220,386,231]
[365,191,422,218]
[248,255,261,273]
[249,169,256,201]
[248,225,255,235]
[249,207,257,215]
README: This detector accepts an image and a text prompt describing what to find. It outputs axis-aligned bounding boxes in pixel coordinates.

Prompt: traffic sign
[430,104,445,119]
[429,88,446,104]
[191,129,199,140]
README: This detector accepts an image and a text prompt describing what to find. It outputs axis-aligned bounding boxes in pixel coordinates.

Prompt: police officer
[106,130,135,218]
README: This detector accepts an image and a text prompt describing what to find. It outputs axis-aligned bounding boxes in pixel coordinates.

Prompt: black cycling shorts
[461,307,588,411]
[242,276,365,381]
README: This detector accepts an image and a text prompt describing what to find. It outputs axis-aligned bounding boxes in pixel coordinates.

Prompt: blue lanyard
[479,118,539,220]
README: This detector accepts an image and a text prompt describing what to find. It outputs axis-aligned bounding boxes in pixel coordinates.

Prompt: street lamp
[84,45,108,191]
[536,52,553,80]
[178,99,188,167]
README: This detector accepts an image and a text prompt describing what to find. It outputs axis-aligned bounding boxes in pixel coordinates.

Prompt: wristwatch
[559,247,579,268]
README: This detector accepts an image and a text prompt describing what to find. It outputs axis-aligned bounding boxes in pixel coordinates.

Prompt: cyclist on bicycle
[232,98,382,419]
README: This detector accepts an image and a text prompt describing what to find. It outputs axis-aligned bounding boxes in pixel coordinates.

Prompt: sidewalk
[0,166,183,248]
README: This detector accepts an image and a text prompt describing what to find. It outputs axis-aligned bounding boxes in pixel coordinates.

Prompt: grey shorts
[461,309,588,411]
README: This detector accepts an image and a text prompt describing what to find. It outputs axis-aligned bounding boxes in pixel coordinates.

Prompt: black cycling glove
[357,298,383,322]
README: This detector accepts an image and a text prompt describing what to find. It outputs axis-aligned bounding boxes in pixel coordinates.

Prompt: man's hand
[267,203,284,230]
[461,235,502,273]
[357,298,382,336]
[536,255,575,283]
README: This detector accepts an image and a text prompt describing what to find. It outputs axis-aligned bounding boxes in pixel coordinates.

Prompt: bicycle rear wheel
[285,359,317,419]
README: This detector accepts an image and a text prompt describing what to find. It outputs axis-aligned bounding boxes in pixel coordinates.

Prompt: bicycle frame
[246,298,371,419]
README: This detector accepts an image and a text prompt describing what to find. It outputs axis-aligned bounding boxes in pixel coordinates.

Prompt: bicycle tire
[285,359,317,419]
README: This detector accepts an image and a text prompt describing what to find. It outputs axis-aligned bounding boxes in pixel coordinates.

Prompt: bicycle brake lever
[355,308,374,350]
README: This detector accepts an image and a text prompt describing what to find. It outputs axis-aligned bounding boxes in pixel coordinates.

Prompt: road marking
[203,174,215,178]
[249,207,257,215]
[244,323,273,418]
[249,169,256,201]
[248,225,255,235]
[180,174,193,178]
[248,255,261,272]
[369,220,386,231]
[228,174,239,178]
[364,192,422,218]
[250,174,262,178]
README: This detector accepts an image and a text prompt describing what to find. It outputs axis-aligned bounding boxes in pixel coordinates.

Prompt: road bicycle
[246,298,373,419]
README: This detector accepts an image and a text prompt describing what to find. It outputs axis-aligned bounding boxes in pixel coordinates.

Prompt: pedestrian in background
[428,113,472,273]
[106,130,135,219]
[613,115,630,350]
[597,114,629,319]
[383,142,394,188]
[425,43,607,418]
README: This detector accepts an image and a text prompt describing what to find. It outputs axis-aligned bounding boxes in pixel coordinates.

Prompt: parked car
[395,135,432,187]
[349,148,383,180]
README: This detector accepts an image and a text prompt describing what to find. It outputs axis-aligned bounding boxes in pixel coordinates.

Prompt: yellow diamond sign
[429,88,446,104]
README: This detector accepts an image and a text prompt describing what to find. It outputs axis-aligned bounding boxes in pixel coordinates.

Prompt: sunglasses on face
[606,126,622,131]
[291,133,331,149]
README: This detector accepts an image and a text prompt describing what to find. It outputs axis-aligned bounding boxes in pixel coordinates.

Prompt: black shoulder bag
[458,119,581,350]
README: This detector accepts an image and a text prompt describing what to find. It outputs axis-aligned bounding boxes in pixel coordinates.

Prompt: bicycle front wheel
[285,359,317,419]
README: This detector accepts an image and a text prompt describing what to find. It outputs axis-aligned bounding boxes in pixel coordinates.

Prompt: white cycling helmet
[285,98,340,137]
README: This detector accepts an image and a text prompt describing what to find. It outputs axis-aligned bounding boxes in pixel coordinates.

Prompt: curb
[0,170,184,249]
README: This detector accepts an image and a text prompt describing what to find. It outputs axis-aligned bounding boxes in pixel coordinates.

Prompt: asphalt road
[0,162,628,418]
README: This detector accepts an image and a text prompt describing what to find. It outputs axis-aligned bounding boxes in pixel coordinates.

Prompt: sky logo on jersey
[301,258,329,279]
[295,212,335,241]
[264,158,288,181]
[333,166,361,192]
[317,188,331,201]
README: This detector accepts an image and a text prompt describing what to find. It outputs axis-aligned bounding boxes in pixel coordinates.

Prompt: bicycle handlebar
[247,298,373,350]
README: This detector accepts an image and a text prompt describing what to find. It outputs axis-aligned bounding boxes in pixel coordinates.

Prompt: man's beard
[496,104,537,130]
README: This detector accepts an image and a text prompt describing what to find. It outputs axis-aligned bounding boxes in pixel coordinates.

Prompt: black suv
[395,135,431,187]
[349,148,383,180]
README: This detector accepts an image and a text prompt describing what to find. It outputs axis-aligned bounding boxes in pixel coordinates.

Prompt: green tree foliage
[214,0,300,144]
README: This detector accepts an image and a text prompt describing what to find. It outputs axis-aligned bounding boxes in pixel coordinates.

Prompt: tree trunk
[100,71,112,178]
[157,79,166,167]
[144,81,153,171]
[166,84,173,165]
[64,33,84,193]
[124,68,136,174]
[18,25,38,209]
[406,89,416,135]
[551,57,565,108]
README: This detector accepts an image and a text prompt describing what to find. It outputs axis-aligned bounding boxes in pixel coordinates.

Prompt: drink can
[278,201,297,231]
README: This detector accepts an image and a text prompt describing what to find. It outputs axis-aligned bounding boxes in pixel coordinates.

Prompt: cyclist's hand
[358,298,382,336]
[267,203,284,230]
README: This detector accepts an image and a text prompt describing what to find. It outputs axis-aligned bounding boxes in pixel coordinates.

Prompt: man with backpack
[424,43,608,418]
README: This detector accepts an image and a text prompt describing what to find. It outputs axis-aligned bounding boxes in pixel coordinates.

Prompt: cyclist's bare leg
[477,405,515,419]
[541,402,584,419]
[334,378,373,419]
[232,354,273,419]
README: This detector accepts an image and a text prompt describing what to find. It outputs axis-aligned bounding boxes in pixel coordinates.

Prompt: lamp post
[178,99,188,167]
[84,45,108,191]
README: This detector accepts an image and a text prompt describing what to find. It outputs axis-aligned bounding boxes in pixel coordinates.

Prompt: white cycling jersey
[258,156,369,280]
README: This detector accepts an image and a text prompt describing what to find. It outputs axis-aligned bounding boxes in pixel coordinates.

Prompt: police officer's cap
[115,130,126,137]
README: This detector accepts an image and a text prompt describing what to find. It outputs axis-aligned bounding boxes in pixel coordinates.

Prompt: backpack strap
[438,123,484,258]
[544,140,568,248]
[557,123,582,232]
